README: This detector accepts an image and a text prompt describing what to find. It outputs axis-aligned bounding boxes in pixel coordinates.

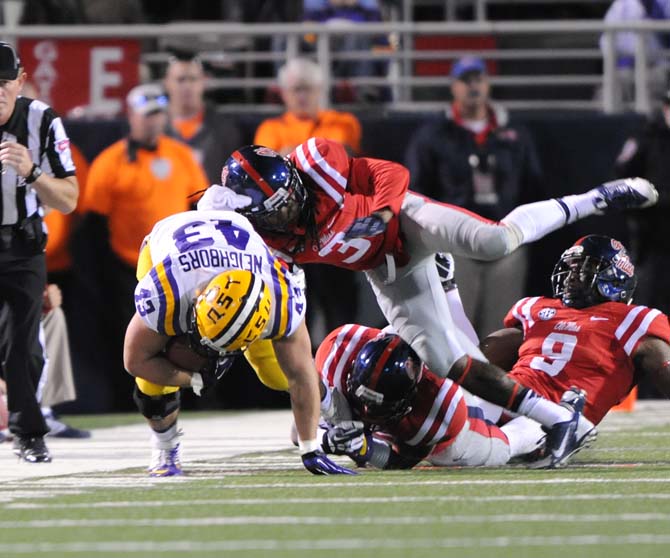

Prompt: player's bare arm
[272,318,321,446]
[633,336,670,399]
[123,312,197,389]
[448,355,525,408]
[480,327,524,371]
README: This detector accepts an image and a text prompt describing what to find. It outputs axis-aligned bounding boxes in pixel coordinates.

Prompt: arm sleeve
[503,305,522,328]
[42,111,76,178]
[314,326,348,390]
[640,312,670,344]
[353,156,410,216]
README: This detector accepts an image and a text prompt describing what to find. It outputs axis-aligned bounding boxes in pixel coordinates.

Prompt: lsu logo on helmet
[192,270,272,353]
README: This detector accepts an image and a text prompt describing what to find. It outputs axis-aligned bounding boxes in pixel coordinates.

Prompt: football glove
[321,421,366,455]
[191,354,237,396]
[301,450,358,475]
[435,252,457,291]
[343,213,387,240]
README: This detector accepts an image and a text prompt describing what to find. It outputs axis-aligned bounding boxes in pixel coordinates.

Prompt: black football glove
[191,354,237,396]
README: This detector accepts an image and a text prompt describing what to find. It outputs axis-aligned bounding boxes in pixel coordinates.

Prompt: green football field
[1,404,669,558]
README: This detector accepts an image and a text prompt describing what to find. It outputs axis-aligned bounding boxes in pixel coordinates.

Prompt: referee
[0,42,78,462]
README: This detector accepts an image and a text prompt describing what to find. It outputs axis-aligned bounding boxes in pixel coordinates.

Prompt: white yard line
[1,534,670,553]
[8,492,670,509]
[2,513,670,529]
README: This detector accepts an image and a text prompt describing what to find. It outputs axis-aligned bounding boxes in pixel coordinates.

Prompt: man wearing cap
[76,83,207,410]
[0,42,78,462]
[613,90,670,397]
[405,56,544,340]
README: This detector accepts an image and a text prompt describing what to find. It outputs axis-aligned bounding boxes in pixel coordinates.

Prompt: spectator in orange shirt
[254,57,363,346]
[75,84,208,409]
[255,57,362,156]
[163,51,242,185]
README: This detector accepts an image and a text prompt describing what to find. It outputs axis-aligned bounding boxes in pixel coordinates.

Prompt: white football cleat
[593,177,658,213]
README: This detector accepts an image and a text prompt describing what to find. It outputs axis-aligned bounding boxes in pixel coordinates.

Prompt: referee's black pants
[0,245,48,437]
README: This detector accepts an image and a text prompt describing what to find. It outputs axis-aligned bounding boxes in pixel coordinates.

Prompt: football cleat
[148,442,183,477]
[435,252,457,292]
[529,387,597,470]
[592,177,658,213]
[13,436,52,463]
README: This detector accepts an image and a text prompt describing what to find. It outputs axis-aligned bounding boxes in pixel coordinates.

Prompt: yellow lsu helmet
[191,270,272,354]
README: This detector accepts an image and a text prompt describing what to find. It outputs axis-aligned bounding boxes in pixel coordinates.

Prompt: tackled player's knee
[475,225,519,260]
[133,385,181,420]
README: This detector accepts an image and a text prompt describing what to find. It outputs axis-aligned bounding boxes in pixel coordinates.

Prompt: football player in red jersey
[316,324,547,469]
[478,235,670,432]
[216,138,659,467]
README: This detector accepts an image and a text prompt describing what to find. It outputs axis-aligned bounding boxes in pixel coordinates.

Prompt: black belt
[0,215,46,253]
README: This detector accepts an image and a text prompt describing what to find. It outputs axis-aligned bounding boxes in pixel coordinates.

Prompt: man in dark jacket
[614,89,670,397]
[405,56,544,339]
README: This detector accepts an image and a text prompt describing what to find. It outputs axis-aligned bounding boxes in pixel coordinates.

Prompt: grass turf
[1,415,668,558]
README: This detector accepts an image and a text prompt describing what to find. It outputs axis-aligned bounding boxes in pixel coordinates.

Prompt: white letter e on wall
[90,47,122,115]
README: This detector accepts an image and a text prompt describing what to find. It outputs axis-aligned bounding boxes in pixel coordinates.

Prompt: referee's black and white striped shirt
[0,96,76,226]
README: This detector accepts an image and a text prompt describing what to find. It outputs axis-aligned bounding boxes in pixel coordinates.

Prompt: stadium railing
[1,17,670,114]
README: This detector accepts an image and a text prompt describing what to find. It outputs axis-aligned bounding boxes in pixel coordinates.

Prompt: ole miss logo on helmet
[254,147,279,158]
[614,253,635,277]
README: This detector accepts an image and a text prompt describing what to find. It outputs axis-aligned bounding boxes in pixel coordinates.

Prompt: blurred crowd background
[1,0,668,415]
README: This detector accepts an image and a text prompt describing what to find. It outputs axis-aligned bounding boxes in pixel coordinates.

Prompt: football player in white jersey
[123,208,355,476]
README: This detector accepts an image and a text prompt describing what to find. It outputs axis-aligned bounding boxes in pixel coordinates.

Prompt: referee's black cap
[0,42,21,80]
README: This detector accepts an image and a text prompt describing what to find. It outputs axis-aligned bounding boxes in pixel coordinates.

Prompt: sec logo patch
[538,308,556,320]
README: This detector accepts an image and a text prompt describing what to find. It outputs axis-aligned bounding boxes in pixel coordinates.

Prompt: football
[163,335,209,372]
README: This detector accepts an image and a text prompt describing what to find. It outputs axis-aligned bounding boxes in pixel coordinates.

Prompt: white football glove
[197,185,252,211]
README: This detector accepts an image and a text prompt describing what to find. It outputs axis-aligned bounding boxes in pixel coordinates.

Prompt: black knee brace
[133,386,181,420]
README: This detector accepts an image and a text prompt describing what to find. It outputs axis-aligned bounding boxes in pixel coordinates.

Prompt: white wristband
[298,438,320,454]
[191,372,204,396]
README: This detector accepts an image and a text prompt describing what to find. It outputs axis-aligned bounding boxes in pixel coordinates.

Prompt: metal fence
[2,16,670,114]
